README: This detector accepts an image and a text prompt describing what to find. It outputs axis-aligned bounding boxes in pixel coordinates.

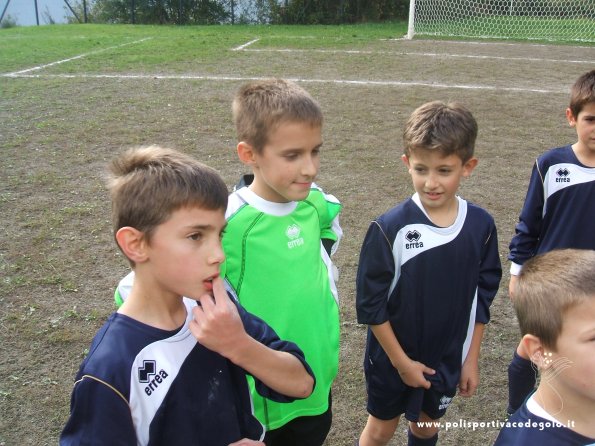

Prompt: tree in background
[71,0,409,24]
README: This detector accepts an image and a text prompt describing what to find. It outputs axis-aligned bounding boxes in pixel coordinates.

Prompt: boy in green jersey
[226,78,342,445]
[115,79,342,445]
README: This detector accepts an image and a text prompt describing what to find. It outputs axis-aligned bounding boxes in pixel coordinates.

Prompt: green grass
[0,23,409,74]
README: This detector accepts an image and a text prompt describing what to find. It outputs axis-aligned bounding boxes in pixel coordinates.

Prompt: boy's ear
[401,154,411,172]
[462,157,478,178]
[566,107,577,127]
[520,334,550,369]
[237,141,257,166]
[115,227,148,264]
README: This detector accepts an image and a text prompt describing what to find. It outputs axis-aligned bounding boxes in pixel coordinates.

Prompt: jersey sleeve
[60,375,136,445]
[234,296,315,402]
[476,219,502,324]
[508,160,545,274]
[307,185,343,256]
[355,220,395,325]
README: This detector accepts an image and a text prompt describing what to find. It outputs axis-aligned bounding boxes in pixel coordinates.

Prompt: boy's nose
[301,156,318,178]
[210,243,226,264]
[425,174,439,189]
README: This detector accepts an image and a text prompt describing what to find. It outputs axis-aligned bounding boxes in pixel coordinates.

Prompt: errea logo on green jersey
[286,224,304,249]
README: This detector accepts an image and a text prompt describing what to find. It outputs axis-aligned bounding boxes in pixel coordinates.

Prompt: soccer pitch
[1,23,594,445]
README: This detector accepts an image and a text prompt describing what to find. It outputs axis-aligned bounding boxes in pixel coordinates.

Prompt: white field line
[237,47,593,65]
[232,38,260,51]
[2,72,568,94]
[384,38,595,50]
[4,37,153,76]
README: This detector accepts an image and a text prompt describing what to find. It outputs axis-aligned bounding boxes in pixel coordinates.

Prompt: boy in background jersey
[61,146,314,446]
[495,249,595,445]
[506,69,595,416]
[224,78,342,446]
[356,101,502,446]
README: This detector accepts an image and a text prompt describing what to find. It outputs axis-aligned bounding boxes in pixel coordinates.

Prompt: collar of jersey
[236,187,299,216]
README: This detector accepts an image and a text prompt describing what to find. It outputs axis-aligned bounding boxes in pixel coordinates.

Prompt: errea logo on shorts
[286,224,304,249]
[439,395,453,410]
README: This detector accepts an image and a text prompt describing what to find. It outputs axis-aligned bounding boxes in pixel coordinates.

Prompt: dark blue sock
[507,350,536,414]
[408,429,438,446]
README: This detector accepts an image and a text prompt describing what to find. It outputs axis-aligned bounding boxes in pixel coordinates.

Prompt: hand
[458,358,479,397]
[397,359,435,389]
[228,439,265,446]
[189,277,247,359]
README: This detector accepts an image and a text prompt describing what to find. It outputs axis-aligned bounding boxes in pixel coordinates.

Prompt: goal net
[407,0,595,43]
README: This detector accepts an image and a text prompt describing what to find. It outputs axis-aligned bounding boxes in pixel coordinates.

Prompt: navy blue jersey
[494,398,595,445]
[61,295,313,446]
[356,195,501,394]
[508,145,595,273]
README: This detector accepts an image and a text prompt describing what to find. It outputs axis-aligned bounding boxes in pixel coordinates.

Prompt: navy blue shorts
[365,354,456,421]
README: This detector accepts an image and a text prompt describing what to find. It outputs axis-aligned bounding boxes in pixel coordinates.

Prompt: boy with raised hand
[506,69,595,416]
[225,78,342,446]
[495,249,595,445]
[356,101,502,446]
[61,146,314,446]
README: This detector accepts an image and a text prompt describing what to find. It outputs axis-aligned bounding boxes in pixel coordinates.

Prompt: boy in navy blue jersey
[60,146,314,446]
[495,249,595,445]
[356,101,502,446]
[506,69,595,416]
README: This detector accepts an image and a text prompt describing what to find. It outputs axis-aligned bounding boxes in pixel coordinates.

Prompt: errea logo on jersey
[139,359,169,396]
[556,168,570,182]
[405,230,423,249]
[286,224,304,249]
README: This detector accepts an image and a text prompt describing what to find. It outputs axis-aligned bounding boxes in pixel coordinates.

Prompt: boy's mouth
[203,274,219,291]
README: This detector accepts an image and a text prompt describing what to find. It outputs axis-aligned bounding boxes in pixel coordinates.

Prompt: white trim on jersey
[388,194,467,298]
[129,298,198,444]
[542,163,595,216]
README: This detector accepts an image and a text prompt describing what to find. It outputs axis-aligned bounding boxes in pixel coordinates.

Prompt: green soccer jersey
[223,185,342,430]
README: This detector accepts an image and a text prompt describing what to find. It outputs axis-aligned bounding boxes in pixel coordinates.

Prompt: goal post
[406,0,595,43]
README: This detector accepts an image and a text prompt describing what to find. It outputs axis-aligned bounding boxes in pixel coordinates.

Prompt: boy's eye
[188,233,202,241]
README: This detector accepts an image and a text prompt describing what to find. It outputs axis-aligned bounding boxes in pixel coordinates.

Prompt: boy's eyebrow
[186,222,228,232]
[282,142,323,152]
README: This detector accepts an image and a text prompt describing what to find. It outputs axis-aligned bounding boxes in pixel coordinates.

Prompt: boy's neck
[118,276,187,331]
[419,195,459,228]
[572,142,595,167]
[535,383,595,438]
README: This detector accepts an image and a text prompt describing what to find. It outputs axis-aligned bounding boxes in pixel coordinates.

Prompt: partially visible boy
[61,146,314,445]
[356,101,502,446]
[506,69,595,415]
[224,78,342,446]
[495,249,595,445]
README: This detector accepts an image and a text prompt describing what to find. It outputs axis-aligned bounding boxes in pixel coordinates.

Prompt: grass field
[1,23,594,445]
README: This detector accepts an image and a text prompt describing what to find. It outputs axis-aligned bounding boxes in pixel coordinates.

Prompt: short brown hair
[232,78,323,153]
[403,101,477,163]
[568,69,595,118]
[107,146,228,263]
[513,249,595,350]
